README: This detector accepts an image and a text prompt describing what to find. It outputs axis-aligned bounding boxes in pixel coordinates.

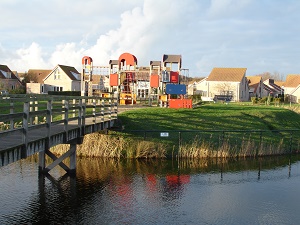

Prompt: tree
[255,71,285,81]
[22,72,38,84]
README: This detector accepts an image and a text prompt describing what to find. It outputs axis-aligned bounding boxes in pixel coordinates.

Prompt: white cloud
[1,0,300,77]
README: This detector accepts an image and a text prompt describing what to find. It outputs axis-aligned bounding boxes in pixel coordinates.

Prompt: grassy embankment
[63,103,300,159]
[2,98,300,159]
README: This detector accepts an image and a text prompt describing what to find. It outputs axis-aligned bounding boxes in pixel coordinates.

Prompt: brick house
[0,65,22,92]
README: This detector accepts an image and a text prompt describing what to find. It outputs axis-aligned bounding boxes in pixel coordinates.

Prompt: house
[25,69,52,94]
[205,68,249,102]
[283,74,300,103]
[187,77,207,96]
[26,65,81,94]
[247,76,264,98]
[263,79,282,97]
[0,65,22,92]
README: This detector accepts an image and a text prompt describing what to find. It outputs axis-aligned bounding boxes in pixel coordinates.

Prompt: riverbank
[52,103,300,158]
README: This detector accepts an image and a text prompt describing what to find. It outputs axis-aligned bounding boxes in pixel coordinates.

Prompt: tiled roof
[247,76,262,85]
[27,69,52,83]
[274,81,284,88]
[207,68,247,82]
[284,74,300,88]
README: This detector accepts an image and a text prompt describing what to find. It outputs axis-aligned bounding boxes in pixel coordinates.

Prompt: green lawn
[117,104,300,156]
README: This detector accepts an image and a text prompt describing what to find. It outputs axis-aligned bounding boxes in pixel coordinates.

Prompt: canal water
[1,155,300,225]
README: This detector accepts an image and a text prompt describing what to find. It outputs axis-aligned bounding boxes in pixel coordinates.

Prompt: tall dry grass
[51,133,167,159]
[178,135,289,159]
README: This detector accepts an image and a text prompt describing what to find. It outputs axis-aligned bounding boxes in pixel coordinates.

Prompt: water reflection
[1,155,300,224]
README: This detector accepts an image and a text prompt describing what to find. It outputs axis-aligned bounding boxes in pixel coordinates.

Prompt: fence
[124,129,300,158]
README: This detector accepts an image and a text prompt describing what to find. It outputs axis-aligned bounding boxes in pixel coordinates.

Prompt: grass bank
[52,103,300,159]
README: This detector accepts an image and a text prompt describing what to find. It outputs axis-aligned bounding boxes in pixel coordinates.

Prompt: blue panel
[165,84,186,95]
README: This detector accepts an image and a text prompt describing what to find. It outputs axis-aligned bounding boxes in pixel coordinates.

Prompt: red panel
[150,74,159,87]
[170,71,179,83]
[168,99,192,109]
[110,74,118,86]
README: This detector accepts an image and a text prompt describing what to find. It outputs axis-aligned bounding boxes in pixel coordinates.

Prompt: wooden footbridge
[0,95,118,174]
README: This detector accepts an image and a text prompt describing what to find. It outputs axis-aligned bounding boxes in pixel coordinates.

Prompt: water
[1,155,300,225]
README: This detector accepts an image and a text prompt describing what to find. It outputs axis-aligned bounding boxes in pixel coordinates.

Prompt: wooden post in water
[39,100,52,174]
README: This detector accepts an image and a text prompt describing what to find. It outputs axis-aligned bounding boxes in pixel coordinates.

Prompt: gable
[44,65,81,81]
[207,68,247,82]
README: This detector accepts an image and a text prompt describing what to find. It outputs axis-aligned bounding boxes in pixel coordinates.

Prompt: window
[54,68,61,80]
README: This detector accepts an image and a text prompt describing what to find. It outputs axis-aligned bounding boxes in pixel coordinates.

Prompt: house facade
[247,76,264,98]
[204,68,249,102]
[0,65,22,92]
[284,74,300,103]
[26,65,81,94]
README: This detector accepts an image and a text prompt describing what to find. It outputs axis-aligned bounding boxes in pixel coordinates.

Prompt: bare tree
[255,71,285,81]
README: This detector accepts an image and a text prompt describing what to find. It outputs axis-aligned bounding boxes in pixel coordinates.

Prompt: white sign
[160,132,169,137]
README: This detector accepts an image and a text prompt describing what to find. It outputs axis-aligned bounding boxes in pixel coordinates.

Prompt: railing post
[101,99,105,122]
[34,100,38,125]
[22,102,29,154]
[109,98,112,121]
[78,99,82,136]
[63,99,69,141]
[10,102,14,130]
[82,98,86,136]
[93,98,96,124]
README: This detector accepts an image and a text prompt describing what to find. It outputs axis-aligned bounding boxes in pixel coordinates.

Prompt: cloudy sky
[0,0,299,77]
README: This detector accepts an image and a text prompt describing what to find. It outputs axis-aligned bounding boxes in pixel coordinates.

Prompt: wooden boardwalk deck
[0,95,118,170]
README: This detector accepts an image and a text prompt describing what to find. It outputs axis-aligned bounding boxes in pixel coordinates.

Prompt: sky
[0,0,299,78]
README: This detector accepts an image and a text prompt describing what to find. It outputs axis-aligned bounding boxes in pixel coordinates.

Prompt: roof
[44,65,81,81]
[150,61,161,66]
[162,54,181,63]
[207,68,247,82]
[109,60,119,65]
[284,74,300,88]
[27,69,52,83]
[58,65,81,80]
[247,76,262,85]
[274,80,284,88]
[0,65,20,81]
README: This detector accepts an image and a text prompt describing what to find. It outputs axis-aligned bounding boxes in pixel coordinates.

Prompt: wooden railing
[0,94,118,151]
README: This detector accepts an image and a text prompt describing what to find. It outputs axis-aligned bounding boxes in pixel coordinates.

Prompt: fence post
[22,102,29,155]
[63,100,69,141]
[10,102,14,129]
[93,98,96,124]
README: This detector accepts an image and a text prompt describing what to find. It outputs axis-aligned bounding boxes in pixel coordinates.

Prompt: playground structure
[81,53,192,108]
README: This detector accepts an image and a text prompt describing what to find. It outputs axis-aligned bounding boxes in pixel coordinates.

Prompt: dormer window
[0,70,11,78]
[70,71,80,80]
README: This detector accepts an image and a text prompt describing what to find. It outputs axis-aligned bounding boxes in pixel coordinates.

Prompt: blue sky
[0,0,299,78]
